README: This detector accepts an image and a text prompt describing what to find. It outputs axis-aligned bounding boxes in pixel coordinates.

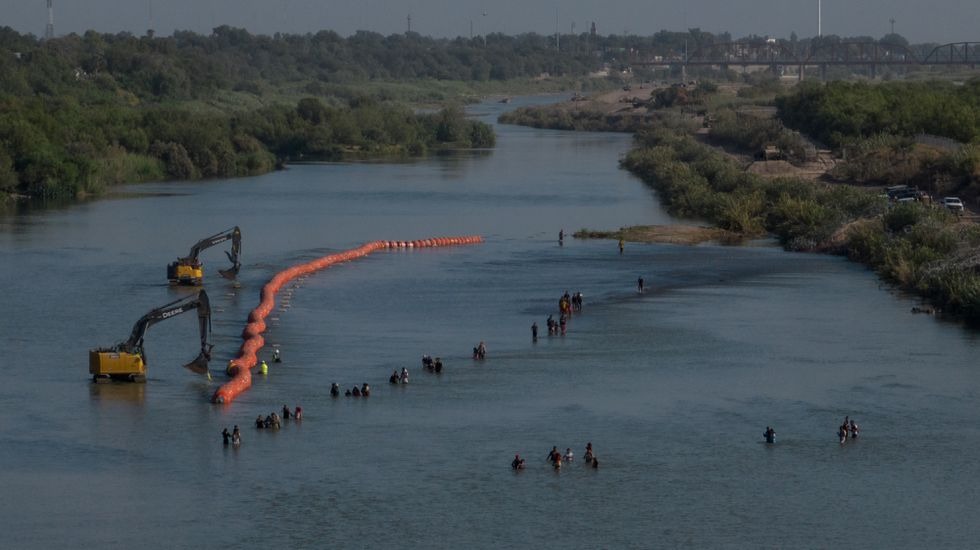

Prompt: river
[1,96,978,548]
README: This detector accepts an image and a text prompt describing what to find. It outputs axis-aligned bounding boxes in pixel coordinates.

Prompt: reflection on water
[89,382,146,405]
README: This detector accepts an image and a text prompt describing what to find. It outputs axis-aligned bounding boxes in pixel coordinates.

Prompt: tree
[296,97,328,125]
[880,33,909,48]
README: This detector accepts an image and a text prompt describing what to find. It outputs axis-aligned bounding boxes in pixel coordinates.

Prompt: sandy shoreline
[574,224,741,246]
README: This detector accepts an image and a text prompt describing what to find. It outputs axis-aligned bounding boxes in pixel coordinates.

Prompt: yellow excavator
[167,226,242,285]
[89,290,212,382]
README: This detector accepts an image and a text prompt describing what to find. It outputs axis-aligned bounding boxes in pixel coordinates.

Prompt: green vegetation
[827,134,980,195]
[498,106,696,133]
[7,24,835,200]
[775,80,980,202]
[0,91,492,198]
[6,27,611,200]
[0,27,605,103]
[708,108,809,163]
[622,128,980,319]
[776,80,980,147]
[622,130,886,247]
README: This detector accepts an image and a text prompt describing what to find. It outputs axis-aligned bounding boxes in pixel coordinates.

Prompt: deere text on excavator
[167,226,241,285]
[90,290,213,382]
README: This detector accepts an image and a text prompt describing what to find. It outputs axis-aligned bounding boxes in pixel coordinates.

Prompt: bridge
[632,40,980,79]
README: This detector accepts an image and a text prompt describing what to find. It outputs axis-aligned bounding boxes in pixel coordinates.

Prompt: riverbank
[0,99,497,202]
[632,131,980,319]
[510,86,980,320]
[497,86,676,132]
[574,224,740,245]
[0,74,620,206]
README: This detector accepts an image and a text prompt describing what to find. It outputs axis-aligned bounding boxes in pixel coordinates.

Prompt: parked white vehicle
[942,197,964,213]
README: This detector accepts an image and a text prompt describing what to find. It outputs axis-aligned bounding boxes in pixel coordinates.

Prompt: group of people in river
[514,442,598,471]
[221,425,242,446]
[472,341,487,360]
[386,355,444,386]
[255,404,303,429]
[332,382,372,396]
[558,291,583,315]
[421,355,444,373]
[544,314,566,336]
[390,368,410,384]
[839,416,860,443]
[539,291,583,338]
[762,417,860,445]
[222,404,303,445]
[220,349,294,447]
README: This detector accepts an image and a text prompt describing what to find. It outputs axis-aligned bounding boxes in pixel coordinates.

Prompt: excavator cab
[167,259,204,286]
[90,290,212,382]
[89,348,146,382]
[168,227,241,285]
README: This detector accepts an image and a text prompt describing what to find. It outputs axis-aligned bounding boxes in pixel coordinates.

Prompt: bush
[883,202,926,233]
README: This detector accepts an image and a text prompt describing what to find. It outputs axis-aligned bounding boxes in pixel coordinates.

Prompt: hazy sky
[2,0,977,44]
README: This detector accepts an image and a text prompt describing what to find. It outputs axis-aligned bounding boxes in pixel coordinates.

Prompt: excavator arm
[90,290,212,381]
[167,227,242,285]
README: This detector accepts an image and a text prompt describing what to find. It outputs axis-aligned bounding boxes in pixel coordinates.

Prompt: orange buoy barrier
[212,235,483,404]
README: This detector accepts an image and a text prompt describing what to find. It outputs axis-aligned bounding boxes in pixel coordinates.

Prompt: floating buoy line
[212,236,484,404]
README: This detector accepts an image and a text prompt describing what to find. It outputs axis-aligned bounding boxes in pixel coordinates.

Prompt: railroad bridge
[633,41,980,79]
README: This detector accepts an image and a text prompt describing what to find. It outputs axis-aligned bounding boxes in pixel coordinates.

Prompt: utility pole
[407,13,411,33]
[890,18,895,35]
[45,0,54,39]
[818,0,822,37]
[555,8,560,52]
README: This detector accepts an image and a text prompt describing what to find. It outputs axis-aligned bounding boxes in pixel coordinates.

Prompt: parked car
[942,197,965,213]
[886,186,919,201]
[885,185,910,197]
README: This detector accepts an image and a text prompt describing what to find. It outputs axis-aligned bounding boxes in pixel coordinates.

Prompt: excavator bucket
[182,350,211,375]
[217,265,240,280]
[219,249,241,280]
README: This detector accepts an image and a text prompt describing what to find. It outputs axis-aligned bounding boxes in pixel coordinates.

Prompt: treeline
[0,95,493,198]
[4,26,907,105]
[0,27,605,103]
[1,24,511,199]
[497,105,689,133]
[777,80,980,147]
[621,129,980,318]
